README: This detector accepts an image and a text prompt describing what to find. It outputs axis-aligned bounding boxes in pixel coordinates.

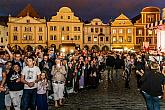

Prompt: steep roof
[17,4,40,18]
[131,14,141,24]
[0,16,9,26]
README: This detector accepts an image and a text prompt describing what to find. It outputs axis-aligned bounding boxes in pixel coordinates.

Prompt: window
[68,16,70,19]
[88,37,91,41]
[78,27,80,31]
[27,20,30,23]
[50,35,56,40]
[61,16,63,19]
[113,36,117,42]
[128,29,131,34]
[106,37,109,41]
[1,38,3,43]
[54,26,57,31]
[50,35,53,40]
[136,37,144,44]
[62,27,64,31]
[67,36,69,40]
[25,27,31,32]
[7,32,8,36]
[29,35,32,40]
[146,37,152,44]
[67,26,69,31]
[95,28,98,33]
[119,29,123,34]
[112,29,116,34]
[100,28,103,33]
[0,31,1,35]
[74,27,77,31]
[13,35,18,41]
[39,27,42,32]
[95,23,98,25]
[14,27,17,31]
[138,30,142,35]
[74,36,77,40]
[128,36,132,42]
[78,36,80,40]
[91,28,94,32]
[148,30,152,35]
[54,35,57,40]
[39,35,42,41]
[50,26,53,31]
[119,36,123,42]
[50,26,56,31]
[100,37,103,41]
[94,37,97,42]
[147,15,154,22]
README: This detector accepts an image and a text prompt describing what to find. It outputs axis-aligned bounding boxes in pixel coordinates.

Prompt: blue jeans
[143,91,160,110]
[36,94,48,110]
[0,92,5,110]
[21,89,37,110]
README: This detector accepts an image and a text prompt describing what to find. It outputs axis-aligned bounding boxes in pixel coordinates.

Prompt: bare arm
[21,75,29,86]
[35,74,41,83]
[0,71,7,87]
[5,45,13,60]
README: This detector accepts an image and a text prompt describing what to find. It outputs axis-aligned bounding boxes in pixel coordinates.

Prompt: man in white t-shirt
[21,56,41,110]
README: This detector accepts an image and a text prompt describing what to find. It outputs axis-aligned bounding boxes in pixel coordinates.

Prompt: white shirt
[21,66,41,89]
[37,80,48,94]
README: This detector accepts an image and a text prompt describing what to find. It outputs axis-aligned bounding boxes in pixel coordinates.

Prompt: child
[36,71,48,110]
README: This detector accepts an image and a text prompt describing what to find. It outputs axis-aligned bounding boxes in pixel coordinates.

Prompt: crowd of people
[0,45,165,110]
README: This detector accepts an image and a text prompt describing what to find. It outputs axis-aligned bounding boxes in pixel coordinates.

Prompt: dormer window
[27,20,30,23]
[68,16,70,19]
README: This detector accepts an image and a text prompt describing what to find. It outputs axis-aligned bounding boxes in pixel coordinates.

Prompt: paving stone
[49,70,165,110]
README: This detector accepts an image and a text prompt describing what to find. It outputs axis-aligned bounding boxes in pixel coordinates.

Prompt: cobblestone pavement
[49,70,165,110]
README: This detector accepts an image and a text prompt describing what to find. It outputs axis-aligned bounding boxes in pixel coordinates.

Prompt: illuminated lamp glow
[70,49,74,53]
[61,48,65,52]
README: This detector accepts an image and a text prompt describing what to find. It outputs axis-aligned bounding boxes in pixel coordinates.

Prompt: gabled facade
[7,4,47,49]
[47,7,83,52]
[84,18,110,51]
[111,13,136,50]
[133,6,161,50]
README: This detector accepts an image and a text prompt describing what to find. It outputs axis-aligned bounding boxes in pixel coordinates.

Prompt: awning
[146,19,165,29]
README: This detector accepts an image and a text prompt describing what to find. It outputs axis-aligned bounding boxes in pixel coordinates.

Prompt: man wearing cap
[140,62,165,110]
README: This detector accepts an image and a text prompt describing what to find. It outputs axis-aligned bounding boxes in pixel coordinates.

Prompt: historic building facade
[111,14,136,51]
[0,24,8,48]
[47,7,83,52]
[84,18,110,51]
[3,4,164,52]
[133,6,161,50]
[7,4,47,50]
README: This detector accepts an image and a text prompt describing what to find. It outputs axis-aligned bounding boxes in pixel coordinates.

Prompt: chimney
[162,8,165,19]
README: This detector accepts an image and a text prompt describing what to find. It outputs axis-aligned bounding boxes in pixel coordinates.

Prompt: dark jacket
[106,55,115,67]
[114,57,124,69]
[6,70,24,91]
[141,69,165,97]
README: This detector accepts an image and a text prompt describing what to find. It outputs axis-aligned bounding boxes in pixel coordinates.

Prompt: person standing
[141,62,165,110]
[6,62,24,110]
[51,59,66,107]
[36,71,48,110]
[21,56,41,110]
[106,53,115,81]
